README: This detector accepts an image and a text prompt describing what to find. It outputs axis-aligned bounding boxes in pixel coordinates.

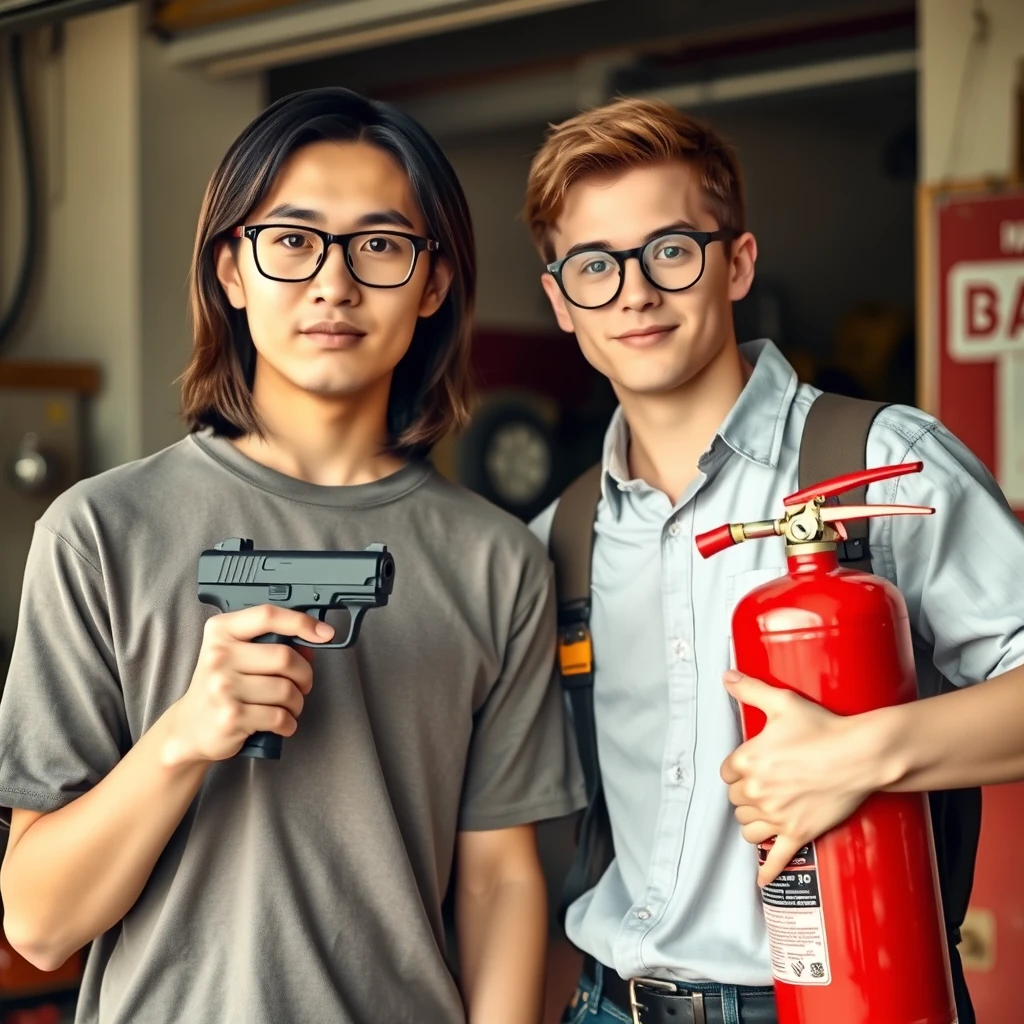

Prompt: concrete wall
[921,0,1024,182]
[0,4,263,474]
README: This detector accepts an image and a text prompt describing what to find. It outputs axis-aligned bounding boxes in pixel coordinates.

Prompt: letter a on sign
[949,261,1024,360]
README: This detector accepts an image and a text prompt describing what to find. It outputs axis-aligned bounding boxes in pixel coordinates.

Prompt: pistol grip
[235,632,293,761]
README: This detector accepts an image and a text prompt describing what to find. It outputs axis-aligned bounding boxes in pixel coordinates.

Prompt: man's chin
[609,369,694,397]
[288,372,372,399]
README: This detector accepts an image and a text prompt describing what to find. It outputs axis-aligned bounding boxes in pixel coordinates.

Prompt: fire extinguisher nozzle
[695,523,741,558]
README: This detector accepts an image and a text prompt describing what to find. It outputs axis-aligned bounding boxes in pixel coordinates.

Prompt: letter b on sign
[949,260,1024,361]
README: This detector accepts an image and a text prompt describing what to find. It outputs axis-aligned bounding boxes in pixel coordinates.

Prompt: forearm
[0,704,208,969]
[456,869,548,1024]
[870,664,1024,793]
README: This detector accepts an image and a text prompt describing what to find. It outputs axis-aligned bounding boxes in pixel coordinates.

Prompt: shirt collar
[600,338,799,513]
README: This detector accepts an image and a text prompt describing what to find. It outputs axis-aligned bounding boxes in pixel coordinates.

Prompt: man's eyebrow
[258,206,418,232]
[351,209,417,231]
[262,204,327,224]
[562,221,701,260]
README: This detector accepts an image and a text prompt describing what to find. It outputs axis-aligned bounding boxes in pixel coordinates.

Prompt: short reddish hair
[523,97,746,261]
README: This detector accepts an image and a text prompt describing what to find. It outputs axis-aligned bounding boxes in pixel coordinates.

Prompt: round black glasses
[546,228,738,309]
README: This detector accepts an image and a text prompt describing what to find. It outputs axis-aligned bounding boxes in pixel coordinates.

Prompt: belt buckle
[628,977,705,1024]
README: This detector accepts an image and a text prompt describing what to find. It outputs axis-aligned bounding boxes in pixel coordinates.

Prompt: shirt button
[669,763,686,785]
[667,520,683,538]
[672,638,690,660]
[636,907,652,921]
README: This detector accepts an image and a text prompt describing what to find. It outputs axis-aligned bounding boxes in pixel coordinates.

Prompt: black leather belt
[583,955,778,1024]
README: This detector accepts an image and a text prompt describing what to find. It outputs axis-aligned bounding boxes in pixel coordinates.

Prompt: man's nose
[312,242,360,303]
[618,256,660,312]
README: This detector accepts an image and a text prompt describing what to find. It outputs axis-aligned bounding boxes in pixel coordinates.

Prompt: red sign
[925,186,1024,516]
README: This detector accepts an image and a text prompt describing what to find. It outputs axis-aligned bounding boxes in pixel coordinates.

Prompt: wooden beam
[0,361,101,395]
[150,0,307,35]
[370,4,915,102]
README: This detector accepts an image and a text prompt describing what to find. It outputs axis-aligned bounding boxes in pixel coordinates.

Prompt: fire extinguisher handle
[695,524,738,557]
[820,503,935,523]
[784,460,924,508]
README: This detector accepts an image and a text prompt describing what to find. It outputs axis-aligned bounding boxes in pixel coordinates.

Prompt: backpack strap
[549,461,603,799]
[548,462,615,927]
[798,392,889,569]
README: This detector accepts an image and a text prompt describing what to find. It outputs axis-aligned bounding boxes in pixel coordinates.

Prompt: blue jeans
[560,961,775,1024]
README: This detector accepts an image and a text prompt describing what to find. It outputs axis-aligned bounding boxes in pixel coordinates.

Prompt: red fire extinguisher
[695,460,957,1024]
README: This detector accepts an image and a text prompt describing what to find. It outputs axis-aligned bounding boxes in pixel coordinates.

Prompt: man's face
[216,139,450,405]
[541,161,756,398]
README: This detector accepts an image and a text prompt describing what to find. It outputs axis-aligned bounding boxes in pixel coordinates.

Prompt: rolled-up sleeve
[866,407,1024,688]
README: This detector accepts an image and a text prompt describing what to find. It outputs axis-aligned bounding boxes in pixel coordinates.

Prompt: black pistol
[197,538,396,760]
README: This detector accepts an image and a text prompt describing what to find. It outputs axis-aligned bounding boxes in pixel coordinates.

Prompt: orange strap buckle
[558,626,593,676]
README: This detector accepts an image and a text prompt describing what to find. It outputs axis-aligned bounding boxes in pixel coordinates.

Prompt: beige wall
[139,30,266,456]
[0,3,263,474]
[1,8,141,473]
[920,0,1024,182]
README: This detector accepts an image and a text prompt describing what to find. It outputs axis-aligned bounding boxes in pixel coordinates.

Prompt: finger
[733,804,763,826]
[723,672,788,717]
[240,702,299,740]
[223,642,314,695]
[231,675,306,719]
[759,835,804,886]
[741,820,777,846]
[720,754,741,785]
[213,605,335,645]
[727,780,752,808]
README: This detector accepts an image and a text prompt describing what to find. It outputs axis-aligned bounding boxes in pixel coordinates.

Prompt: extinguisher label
[758,840,831,985]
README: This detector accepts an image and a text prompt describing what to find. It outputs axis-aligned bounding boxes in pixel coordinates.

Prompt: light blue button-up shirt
[530,338,1024,986]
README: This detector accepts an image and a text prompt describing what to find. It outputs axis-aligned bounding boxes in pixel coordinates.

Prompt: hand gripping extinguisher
[696,460,958,1024]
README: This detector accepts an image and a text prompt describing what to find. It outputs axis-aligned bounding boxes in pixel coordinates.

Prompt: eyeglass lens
[255,228,417,284]
[560,233,705,308]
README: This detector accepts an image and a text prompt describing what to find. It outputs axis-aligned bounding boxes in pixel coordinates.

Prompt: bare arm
[874,663,1024,791]
[455,823,548,1024]
[0,605,331,970]
[1,724,208,970]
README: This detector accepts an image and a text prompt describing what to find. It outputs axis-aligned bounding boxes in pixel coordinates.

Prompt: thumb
[724,671,786,715]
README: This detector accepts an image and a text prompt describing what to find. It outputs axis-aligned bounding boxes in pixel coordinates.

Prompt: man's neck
[617,339,752,506]
[232,365,406,487]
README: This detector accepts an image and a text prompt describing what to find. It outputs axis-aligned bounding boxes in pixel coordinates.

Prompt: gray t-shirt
[0,431,586,1024]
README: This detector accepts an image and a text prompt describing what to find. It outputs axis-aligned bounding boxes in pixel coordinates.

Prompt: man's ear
[728,231,758,304]
[215,240,247,310]
[418,257,454,318]
[540,273,576,334]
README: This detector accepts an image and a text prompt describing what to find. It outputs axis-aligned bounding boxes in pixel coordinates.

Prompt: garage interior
[1,0,1022,1021]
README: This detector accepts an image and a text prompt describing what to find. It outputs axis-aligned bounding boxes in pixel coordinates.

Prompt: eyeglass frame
[545,228,740,310]
[230,223,440,287]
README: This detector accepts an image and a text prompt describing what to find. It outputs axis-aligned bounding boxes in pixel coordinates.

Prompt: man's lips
[613,324,677,346]
[300,321,366,348]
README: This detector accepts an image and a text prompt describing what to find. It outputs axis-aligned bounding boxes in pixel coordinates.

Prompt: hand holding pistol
[171,539,396,763]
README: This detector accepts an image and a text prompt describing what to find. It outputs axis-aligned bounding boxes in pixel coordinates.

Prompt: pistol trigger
[294,606,367,650]
[317,607,329,622]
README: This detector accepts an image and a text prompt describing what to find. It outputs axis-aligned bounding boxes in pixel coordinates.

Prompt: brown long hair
[180,88,476,457]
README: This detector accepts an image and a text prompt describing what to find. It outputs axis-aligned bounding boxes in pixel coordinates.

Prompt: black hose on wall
[0,34,40,355]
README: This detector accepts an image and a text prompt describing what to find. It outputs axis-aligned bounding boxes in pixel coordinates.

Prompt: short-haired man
[523,97,1024,1023]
